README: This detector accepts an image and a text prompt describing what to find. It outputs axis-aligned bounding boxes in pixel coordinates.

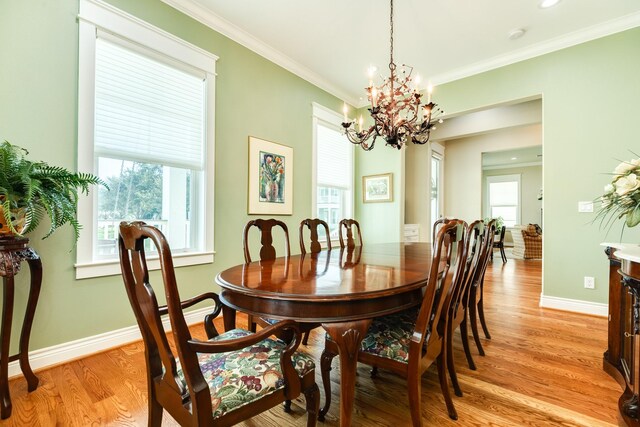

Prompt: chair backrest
[338,219,362,249]
[451,220,484,315]
[495,225,506,243]
[474,220,497,285]
[411,220,468,360]
[432,217,449,247]
[299,218,331,254]
[118,221,212,424]
[243,219,291,263]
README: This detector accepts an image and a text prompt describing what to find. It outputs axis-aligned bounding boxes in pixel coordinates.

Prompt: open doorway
[482,146,543,262]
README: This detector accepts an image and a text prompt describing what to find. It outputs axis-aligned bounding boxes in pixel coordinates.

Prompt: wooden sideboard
[604,243,640,426]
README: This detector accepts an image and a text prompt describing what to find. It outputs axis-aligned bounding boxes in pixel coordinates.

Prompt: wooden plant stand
[0,236,41,419]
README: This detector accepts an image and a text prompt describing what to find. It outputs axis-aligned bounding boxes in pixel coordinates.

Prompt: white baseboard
[8,306,215,379]
[539,295,608,317]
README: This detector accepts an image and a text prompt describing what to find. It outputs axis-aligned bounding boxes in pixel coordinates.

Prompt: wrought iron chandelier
[342,0,444,151]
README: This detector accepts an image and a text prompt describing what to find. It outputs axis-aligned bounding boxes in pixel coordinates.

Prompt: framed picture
[248,136,293,215]
[363,173,393,203]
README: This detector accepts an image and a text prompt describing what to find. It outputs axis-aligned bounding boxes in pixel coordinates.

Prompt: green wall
[0,0,343,351]
[425,29,640,303]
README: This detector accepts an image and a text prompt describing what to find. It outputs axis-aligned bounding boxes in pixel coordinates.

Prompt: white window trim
[428,142,445,242]
[485,174,522,227]
[311,102,354,246]
[75,0,217,279]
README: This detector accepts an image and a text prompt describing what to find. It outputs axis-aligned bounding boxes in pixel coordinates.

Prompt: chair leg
[318,349,337,421]
[478,284,492,340]
[437,352,458,420]
[283,400,292,413]
[407,368,423,427]
[247,314,257,333]
[469,291,485,356]
[370,366,379,378]
[460,317,476,370]
[147,388,163,427]
[302,330,311,346]
[304,383,320,427]
[500,246,507,264]
[446,325,463,397]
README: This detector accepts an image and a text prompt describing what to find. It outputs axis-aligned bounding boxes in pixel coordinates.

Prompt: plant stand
[0,236,41,419]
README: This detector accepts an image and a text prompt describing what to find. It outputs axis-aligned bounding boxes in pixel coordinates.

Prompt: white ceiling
[482,146,542,168]
[163,0,640,105]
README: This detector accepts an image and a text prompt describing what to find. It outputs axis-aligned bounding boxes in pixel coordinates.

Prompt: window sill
[75,251,215,280]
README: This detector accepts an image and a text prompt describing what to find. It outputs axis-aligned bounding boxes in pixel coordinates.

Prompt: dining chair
[299,218,331,254]
[431,217,448,247]
[444,220,484,398]
[244,219,314,346]
[490,225,507,263]
[338,219,362,249]
[319,220,468,425]
[468,219,496,356]
[118,221,319,427]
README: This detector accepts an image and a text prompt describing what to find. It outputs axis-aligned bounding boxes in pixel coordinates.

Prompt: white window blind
[317,123,352,188]
[94,37,205,171]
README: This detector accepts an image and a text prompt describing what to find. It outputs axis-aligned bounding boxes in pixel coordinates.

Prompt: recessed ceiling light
[511,157,518,160]
[508,28,526,40]
[539,0,561,8]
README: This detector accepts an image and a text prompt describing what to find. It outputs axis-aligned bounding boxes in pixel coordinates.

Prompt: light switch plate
[578,201,594,213]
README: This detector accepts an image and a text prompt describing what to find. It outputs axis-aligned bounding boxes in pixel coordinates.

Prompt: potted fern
[0,141,105,241]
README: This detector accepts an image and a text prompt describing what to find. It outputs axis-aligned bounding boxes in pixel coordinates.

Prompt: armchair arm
[158,292,222,339]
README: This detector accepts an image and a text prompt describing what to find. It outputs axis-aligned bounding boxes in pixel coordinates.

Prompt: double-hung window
[312,104,354,240]
[486,174,521,228]
[76,0,216,278]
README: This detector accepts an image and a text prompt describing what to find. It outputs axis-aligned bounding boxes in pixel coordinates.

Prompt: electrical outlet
[578,201,594,213]
[584,276,595,289]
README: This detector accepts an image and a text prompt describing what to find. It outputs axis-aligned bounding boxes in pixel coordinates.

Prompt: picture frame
[248,136,293,215]
[363,173,393,203]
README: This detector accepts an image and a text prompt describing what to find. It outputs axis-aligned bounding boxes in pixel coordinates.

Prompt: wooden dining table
[216,242,433,427]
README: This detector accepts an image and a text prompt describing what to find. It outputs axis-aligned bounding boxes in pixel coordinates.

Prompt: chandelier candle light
[342,0,444,151]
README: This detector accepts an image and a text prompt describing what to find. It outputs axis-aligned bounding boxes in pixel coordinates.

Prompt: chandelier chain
[389,0,395,71]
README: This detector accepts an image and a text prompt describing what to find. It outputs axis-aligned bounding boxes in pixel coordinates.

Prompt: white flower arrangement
[598,157,640,228]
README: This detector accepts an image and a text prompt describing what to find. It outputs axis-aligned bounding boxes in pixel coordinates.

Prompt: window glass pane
[431,156,440,228]
[96,157,194,259]
[491,206,517,227]
[489,181,518,206]
[317,185,345,240]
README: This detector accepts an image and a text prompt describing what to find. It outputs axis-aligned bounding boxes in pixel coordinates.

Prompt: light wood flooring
[0,259,622,426]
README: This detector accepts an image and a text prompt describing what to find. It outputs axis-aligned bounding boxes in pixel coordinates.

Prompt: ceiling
[482,146,542,169]
[163,0,640,105]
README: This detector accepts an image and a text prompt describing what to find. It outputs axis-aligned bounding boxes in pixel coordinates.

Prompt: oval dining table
[216,242,433,427]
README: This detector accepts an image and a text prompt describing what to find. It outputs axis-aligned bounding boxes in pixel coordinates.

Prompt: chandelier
[342,0,444,151]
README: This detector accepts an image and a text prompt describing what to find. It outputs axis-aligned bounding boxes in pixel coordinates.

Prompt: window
[312,104,354,241]
[76,0,216,278]
[486,175,521,228]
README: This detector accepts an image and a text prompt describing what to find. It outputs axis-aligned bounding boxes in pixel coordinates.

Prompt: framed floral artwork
[248,136,293,215]
[363,173,393,203]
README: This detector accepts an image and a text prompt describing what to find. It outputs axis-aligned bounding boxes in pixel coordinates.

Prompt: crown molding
[161,0,359,106]
[430,10,640,86]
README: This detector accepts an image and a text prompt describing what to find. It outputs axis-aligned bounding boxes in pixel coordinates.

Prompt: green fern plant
[0,141,107,241]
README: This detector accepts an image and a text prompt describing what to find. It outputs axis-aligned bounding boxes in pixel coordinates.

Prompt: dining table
[216,242,433,427]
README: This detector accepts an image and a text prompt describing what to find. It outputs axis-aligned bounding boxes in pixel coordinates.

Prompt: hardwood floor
[0,259,622,426]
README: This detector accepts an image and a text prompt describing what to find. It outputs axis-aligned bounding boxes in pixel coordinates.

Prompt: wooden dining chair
[490,225,507,263]
[432,217,448,247]
[319,220,468,425]
[299,218,331,254]
[468,219,496,356]
[118,221,319,427]
[243,218,290,263]
[338,219,362,249]
[444,220,485,398]
[244,219,314,346]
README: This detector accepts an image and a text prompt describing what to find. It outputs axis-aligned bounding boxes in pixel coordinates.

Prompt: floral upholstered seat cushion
[176,328,315,419]
[359,308,419,363]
